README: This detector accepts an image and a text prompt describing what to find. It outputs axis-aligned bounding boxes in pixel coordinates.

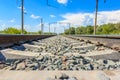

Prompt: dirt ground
[0,70,120,80]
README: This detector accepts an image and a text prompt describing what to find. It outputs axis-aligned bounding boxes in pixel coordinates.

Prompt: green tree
[69,27,75,34]
[38,30,42,34]
[86,25,94,34]
[3,27,27,34]
[4,27,21,34]
[76,27,86,34]
[64,29,69,35]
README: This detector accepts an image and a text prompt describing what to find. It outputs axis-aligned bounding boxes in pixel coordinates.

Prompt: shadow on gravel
[0,52,6,61]
[11,45,26,51]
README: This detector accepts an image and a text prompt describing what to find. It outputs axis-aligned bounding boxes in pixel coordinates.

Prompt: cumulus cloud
[9,19,15,23]
[60,10,120,26]
[57,0,68,4]
[30,14,40,19]
[50,15,56,18]
[17,6,25,10]
[17,7,27,14]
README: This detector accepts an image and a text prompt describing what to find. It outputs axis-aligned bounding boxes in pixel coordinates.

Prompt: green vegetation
[0,27,27,34]
[64,23,120,35]
[64,27,75,34]
[0,27,55,35]
[96,23,120,34]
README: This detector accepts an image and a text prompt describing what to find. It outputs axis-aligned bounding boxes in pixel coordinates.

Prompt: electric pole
[58,22,71,35]
[49,23,51,34]
[94,0,98,35]
[40,18,44,35]
[68,23,71,35]
[21,0,24,34]
[54,27,56,34]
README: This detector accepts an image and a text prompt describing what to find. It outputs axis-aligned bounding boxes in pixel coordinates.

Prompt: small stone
[107,60,115,65]
[79,50,87,54]
[98,65,105,70]
[85,64,94,70]
[97,60,107,65]
[59,73,69,79]
[103,60,108,64]
[39,65,46,70]
[27,63,39,70]
[80,59,89,65]
[36,55,44,61]
[16,61,26,70]
[68,77,78,80]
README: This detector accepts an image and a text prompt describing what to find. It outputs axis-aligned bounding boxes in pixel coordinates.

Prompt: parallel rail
[65,35,120,51]
[0,34,55,48]
[73,35,120,39]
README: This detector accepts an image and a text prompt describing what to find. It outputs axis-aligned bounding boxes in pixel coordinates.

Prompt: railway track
[0,34,55,49]
[0,35,119,71]
[66,35,120,51]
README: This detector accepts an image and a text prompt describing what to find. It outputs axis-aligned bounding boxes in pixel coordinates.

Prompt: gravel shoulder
[0,70,120,80]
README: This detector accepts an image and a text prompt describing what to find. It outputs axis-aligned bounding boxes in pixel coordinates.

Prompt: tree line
[64,23,120,35]
[0,27,55,35]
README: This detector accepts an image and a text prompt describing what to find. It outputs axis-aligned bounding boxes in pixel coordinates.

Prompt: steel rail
[65,35,120,51]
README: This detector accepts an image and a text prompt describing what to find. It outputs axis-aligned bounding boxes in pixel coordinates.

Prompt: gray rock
[27,62,39,70]
[98,65,105,70]
[85,64,94,70]
[68,77,78,80]
[16,61,26,70]
[79,50,87,54]
[36,55,44,61]
[59,73,69,79]
[80,59,89,65]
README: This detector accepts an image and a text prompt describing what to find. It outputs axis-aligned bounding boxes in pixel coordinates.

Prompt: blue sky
[0,0,120,33]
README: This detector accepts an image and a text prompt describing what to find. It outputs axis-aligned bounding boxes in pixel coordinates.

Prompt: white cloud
[30,14,40,19]
[17,6,25,10]
[57,0,68,4]
[60,10,120,26]
[17,7,27,14]
[50,15,56,18]
[9,19,15,23]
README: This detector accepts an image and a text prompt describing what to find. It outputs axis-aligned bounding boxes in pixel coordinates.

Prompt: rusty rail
[0,34,55,48]
[65,35,120,51]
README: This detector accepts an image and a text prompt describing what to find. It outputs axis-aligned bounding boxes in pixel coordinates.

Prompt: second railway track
[66,35,120,51]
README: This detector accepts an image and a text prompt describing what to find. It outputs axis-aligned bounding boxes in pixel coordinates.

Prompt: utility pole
[59,22,71,35]
[68,23,71,35]
[49,22,57,35]
[63,26,65,33]
[21,0,24,34]
[40,18,44,35]
[54,27,56,34]
[49,23,51,34]
[75,27,76,35]
[94,0,98,35]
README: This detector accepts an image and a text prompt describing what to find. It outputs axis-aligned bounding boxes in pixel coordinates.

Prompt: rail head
[67,35,120,39]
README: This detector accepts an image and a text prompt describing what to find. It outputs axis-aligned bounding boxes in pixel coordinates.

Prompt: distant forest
[64,23,120,35]
[0,27,54,35]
